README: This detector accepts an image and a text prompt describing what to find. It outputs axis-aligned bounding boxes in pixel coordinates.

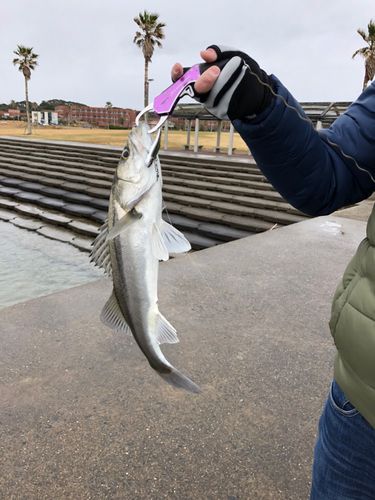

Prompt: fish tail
[156,366,202,394]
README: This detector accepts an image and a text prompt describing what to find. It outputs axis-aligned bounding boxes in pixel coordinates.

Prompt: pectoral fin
[106,209,142,241]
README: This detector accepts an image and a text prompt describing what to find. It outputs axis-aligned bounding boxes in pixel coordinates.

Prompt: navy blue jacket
[233,77,375,217]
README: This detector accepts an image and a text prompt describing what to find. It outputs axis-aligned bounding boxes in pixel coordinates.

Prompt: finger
[194,66,221,94]
[171,63,183,82]
[200,48,218,63]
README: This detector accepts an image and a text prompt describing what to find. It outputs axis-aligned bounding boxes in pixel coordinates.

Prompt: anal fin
[156,313,179,344]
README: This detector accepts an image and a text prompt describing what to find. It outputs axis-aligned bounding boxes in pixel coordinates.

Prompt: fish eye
[122,148,129,160]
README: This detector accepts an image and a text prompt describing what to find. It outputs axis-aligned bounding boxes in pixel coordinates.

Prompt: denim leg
[310,380,375,500]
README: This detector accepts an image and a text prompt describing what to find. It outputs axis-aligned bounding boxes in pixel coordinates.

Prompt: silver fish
[90,122,201,393]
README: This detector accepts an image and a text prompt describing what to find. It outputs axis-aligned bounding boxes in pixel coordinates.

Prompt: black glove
[195,45,275,121]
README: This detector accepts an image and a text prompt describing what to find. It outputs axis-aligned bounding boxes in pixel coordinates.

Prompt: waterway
[0,221,104,308]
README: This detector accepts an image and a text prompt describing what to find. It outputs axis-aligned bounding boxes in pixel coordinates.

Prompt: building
[0,109,22,119]
[8,109,21,118]
[55,105,136,128]
[32,111,58,126]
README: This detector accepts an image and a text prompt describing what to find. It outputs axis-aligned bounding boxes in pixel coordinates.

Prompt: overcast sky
[1,0,374,110]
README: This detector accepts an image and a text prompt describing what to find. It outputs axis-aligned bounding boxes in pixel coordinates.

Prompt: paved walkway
[0,211,368,499]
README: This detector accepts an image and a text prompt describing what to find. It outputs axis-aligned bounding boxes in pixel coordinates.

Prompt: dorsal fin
[90,220,112,276]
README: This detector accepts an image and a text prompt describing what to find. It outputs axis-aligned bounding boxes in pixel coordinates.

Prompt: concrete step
[162,170,275,191]
[0,176,110,207]
[163,192,305,225]
[0,156,271,197]
[162,174,278,198]
[161,164,272,184]
[0,136,121,158]
[0,165,112,190]
[0,137,310,250]
[0,147,118,170]
[161,161,261,176]
[162,166,265,183]
[0,181,108,224]
[163,213,254,242]
[162,184,302,215]
[164,200,277,233]
[159,151,257,168]
[0,161,113,185]
[0,153,115,176]
[161,160,262,175]
[0,159,279,208]
[0,136,257,169]
[0,197,101,251]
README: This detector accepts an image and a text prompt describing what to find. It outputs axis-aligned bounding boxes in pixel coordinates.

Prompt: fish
[90,122,202,393]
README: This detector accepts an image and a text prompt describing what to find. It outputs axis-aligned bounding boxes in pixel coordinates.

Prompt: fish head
[116,122,159,185]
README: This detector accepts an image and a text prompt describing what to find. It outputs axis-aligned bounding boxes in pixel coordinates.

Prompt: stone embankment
[0,136,310,251]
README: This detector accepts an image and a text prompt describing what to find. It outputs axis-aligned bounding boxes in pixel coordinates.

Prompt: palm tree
[352,19,375,91]
[133,10,166,111]
[12,45,39,135]
[105,101,113,128]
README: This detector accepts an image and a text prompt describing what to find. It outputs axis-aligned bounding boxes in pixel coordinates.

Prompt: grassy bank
[0,121,250,152]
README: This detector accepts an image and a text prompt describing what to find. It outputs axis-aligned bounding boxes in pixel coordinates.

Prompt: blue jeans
[310,380,375,499]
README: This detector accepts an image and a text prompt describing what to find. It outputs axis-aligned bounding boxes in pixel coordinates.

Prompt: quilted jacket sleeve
[233,77,375,217]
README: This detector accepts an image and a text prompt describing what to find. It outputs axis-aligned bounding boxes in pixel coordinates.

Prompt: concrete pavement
[0,213,368,499]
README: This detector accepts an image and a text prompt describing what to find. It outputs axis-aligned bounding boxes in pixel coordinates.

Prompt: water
[0,221,105,308]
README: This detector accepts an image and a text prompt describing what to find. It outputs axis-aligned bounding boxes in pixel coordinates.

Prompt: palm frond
[354,20,375,90]
[368,19,375,38]
[357,29,368,42]
[352,47,368,59]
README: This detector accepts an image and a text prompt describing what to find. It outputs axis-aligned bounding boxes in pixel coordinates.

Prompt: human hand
[171,45,275,121]
[171,48,220,94]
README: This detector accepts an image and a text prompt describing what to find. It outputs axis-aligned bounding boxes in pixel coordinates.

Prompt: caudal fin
[157,366,202,394]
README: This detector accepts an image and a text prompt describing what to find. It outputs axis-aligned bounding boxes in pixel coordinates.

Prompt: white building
[32,111,58,126]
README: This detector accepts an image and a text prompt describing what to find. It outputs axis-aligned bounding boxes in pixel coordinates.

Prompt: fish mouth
[129,124,161,168]
[145,128,161,168]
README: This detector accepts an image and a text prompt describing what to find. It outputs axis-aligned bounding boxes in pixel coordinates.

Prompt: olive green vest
[329,204,375,428]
